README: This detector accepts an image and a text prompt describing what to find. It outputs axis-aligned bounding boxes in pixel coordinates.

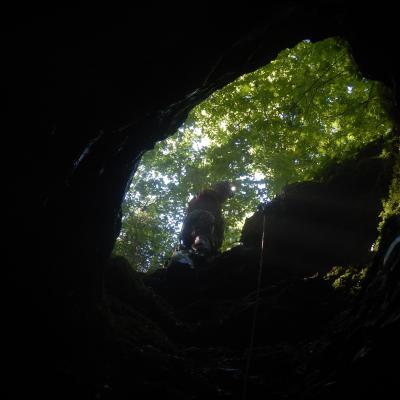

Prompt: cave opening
[5,4,400,399]
[113,36,396,274]
[93,33,398,400]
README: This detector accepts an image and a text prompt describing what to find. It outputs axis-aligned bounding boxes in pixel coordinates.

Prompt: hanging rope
[242,208,267,400]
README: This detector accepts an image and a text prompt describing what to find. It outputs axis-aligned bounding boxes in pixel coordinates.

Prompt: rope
[242,211,267,400]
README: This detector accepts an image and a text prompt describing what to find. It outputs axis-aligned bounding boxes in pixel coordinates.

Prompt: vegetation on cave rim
[114,37,395,272]
[376,153,400,240]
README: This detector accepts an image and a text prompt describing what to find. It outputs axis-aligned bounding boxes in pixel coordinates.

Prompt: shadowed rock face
[4,3,399,399]
[139,212,399,399]
[241,141,396,277]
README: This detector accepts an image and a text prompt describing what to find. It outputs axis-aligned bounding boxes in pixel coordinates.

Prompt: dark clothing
[180,209,215,250]
[181,189,226,251]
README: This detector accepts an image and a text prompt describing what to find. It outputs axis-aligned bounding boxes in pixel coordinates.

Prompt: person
[180,181,235,254]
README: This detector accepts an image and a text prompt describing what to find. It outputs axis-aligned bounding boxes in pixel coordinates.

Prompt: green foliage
[374,142,400,251]
[114,37,394,271]
[113,199,177,271]
[324,266,368,295]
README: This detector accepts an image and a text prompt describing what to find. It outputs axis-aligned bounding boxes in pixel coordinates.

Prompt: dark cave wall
[8,4,398,284]
[2,4,399,399]
[4,2,399,354]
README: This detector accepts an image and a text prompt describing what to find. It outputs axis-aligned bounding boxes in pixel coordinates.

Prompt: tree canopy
[113,37,394,272]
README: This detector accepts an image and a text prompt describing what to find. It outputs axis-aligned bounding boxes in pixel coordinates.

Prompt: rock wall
[3,3,399,399]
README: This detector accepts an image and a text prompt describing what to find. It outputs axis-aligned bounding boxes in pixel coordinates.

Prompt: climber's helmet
[213,181,235,201]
